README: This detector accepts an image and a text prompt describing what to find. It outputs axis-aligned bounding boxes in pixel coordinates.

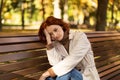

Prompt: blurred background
[0,0,120,32]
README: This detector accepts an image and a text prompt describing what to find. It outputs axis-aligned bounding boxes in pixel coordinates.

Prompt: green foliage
[0,0,120,31]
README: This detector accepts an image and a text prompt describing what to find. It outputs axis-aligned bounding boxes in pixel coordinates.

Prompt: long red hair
[38,16,70,43]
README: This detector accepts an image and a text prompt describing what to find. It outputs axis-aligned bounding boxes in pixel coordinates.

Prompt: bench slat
[89,37,120,42]
[98,61,120,73]
[0,42,45,53]
[101,69,120,80]
[95,53,119,62]
[109,72,120,80]
[0,63,50,80]
[0,36,39,45]
[96,56,120,68]
[87,33,120,38]
[0,50,46,62]
[0,33,37,38]
[99,65,120,77]
[92,40,120,48]
[0,57,48,73]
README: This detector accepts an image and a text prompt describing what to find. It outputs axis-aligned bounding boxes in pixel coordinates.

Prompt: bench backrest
[87,31,120,80]
[0,33,50,80]
[0,31,120,80]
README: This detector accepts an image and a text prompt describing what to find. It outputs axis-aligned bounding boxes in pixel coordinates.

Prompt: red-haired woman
[38,16,100,80]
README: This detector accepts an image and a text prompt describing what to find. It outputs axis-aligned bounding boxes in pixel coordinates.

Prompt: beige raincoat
[46,30,100,80]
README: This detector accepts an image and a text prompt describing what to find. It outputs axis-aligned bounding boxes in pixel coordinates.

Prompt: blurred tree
[59,0,65,19]
[107,0,120,30]
[83,3,90,25]
[21,0,26,30]
[59,0,68,20]
[82,1,97,27]
[41,0,45,20]
[68,0,82,22]
[11,0,19,9]
[0,0,3,31]
[111,0,115,25]
[2,0,120,31]
[29,0,35,20]
[96,0,108,31]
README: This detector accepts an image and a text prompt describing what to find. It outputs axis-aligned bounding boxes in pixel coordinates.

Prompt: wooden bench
[86,31,120,80]
[0,31,120,80]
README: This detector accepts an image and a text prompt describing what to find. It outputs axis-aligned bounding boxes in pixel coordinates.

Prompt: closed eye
[54,28,57,32]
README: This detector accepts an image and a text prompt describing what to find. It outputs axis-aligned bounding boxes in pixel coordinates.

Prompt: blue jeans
[46,69,83,80]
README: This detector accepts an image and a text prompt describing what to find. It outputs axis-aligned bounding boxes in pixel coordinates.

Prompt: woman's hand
[39,71,50,80]
[44,29,52,45]
[39,76,46,80]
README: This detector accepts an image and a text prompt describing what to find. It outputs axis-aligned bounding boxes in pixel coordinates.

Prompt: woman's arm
[39,29,63,79]
[51,32,91,76]
[39,71,50,80]
[44,29,61,65]
[39,30,56,80]
[44,29,52,45]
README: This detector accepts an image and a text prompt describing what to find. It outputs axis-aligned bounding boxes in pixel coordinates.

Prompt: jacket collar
[69,30,75,40]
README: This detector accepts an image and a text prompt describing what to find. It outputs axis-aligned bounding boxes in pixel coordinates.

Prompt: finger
[44,29,47,34]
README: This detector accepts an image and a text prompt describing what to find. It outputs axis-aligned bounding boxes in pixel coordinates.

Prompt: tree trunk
[96,0,108,31]
[111,0,114,24]
[41,0,45,20]
[21,1,25,30]
[59,0,65,19]
[21,8,25,30]
[0,0,3,31]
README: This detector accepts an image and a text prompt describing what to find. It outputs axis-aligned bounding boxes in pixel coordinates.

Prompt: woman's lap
[46,69,83,80]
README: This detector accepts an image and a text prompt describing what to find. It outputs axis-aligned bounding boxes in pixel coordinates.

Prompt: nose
[53,33,57,38]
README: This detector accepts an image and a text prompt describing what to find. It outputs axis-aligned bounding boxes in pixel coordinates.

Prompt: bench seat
[0,31,120,80]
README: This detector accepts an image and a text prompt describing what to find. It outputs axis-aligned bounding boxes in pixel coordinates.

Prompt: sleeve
[46,45,62,66]
[46,43,54,50]
[51,32,91,76]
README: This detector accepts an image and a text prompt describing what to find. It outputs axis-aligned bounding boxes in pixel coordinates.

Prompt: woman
[38,16,100,80]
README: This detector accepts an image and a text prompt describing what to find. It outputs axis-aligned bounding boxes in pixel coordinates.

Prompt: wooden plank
[0,50,46,62]
[95,53,119,62]
[99,65,120,77]
[0,33,37,38]
[98,61,120,73]
[93,48,115,55]
[0,36,39,45]
[0,63,50,80]
[87,33,120,38]
[101,69,120,80]
[85,31,118,34]
[91,40,120,47]
[109,73,120,80]
[0,57,48,73]
[89,37,120,42]
[96,56,120,68]
[0,42,45,53]
[12,63,50,76]
[0,72,27,80]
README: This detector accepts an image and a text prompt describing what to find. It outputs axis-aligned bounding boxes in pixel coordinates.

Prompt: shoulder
[69,30,86,39]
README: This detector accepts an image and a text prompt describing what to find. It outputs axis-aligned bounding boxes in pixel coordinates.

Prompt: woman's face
[46,25,64,41]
